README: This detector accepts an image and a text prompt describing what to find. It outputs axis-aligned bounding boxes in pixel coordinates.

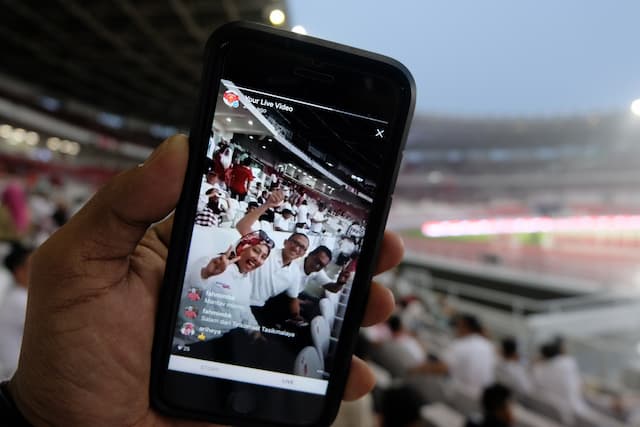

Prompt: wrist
[0,380,33,426]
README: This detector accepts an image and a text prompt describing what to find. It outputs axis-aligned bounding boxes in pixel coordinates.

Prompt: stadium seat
[310,315,337,359]
[293,346,324,379]
[519,394,573,426]
[319,298,335,329]
[513,403,563,427]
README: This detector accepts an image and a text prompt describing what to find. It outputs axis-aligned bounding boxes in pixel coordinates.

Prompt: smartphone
[151,22,415,426]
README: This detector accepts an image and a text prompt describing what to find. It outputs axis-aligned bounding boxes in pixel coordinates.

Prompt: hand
[264,189,284,208]
[323,282,344,293]
[200,246,240,278]
[8,134,401,426]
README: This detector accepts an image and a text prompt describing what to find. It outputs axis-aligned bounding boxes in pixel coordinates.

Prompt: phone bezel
[151,21,415,427]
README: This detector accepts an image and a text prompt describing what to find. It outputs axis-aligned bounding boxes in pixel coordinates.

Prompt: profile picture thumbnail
[187,287,202,302]
[180,322,196,336]
[184,306,198,319]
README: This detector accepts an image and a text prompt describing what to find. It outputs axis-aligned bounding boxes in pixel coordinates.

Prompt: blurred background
[1,1,639,426]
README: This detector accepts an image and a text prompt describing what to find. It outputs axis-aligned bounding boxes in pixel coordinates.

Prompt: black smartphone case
[150,21,415,427]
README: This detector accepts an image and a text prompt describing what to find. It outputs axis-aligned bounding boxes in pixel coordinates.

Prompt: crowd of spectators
[330,294,640,427]
[0,172,95,378]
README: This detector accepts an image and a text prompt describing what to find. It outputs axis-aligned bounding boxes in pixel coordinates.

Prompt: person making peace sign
[178,231,275,343]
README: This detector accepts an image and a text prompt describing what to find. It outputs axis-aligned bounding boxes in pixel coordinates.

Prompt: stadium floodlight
[269,9,286,26]
[631,99,640,117]
[291,25,307,35]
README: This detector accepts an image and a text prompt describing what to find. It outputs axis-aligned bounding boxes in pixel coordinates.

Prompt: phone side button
[228,391,256,414]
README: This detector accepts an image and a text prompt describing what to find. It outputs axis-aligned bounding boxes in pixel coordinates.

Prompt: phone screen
[152,27,414,425]
[167,75,390,396]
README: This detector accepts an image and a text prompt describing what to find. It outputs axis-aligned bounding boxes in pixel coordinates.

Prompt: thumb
[40,134,189,265]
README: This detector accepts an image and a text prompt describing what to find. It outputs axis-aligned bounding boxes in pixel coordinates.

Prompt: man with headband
[179,230,275,346]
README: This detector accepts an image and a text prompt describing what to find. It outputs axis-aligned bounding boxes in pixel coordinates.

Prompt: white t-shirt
[496,359,532,396]
[442,334,496,395]
[183,257,258,340]
[311,210,326,234]
[338,238,356,255]
[299,263,333,298]
[532,355,589,417]
[273,214,294,232]
[296,205,309,225]
[0,285,27,379]
[249,249,301,306]
[394,334,426,367]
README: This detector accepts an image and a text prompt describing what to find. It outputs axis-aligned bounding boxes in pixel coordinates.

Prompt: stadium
[1,1,640,426]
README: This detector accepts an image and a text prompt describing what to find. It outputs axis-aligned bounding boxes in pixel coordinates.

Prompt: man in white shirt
[235,194,314,326]
[297,246,336,298]
[249,233,309,308]
[387,315,426,369]
[496,337,532,397]
[310,203,328,234]
[295,200,310,230]
[251,245,337,325]
[0,243,32,379]
[413,314,495,396]
[297,246,350,320]
[273,209,295,232]
[531,339,590,424]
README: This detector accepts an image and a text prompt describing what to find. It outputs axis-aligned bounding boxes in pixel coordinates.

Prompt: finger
[150,215,174,249]
[40,135,189,264]
[229,256,242,264]
[224,245,233,257]
[374,230,404,275]
[361,281,395,327]
[343,356,376,401]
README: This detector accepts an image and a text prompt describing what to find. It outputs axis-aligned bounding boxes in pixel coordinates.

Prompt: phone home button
[228,391,256,414]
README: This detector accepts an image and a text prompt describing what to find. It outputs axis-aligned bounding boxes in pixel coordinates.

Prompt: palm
[18,220,220,427]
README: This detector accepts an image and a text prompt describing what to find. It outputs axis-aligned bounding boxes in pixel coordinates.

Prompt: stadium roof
[0,0,287,136]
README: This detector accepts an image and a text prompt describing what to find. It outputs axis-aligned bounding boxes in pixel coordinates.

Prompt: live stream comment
[200,289,296,338]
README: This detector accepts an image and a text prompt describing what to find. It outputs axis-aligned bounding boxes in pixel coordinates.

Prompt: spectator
[295,200,310,231]
[413,314,495,396]
[532,338,590,422]
[0,242,32,379]
[229,157,254,201]
[466,383,515,427]
[257,190,269,205]
[495,337,532,397]
[336,236,356,266]
[310,202,328,234]
[387,315,426,368]
[1,182,30,236]
[274,208,295,232]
